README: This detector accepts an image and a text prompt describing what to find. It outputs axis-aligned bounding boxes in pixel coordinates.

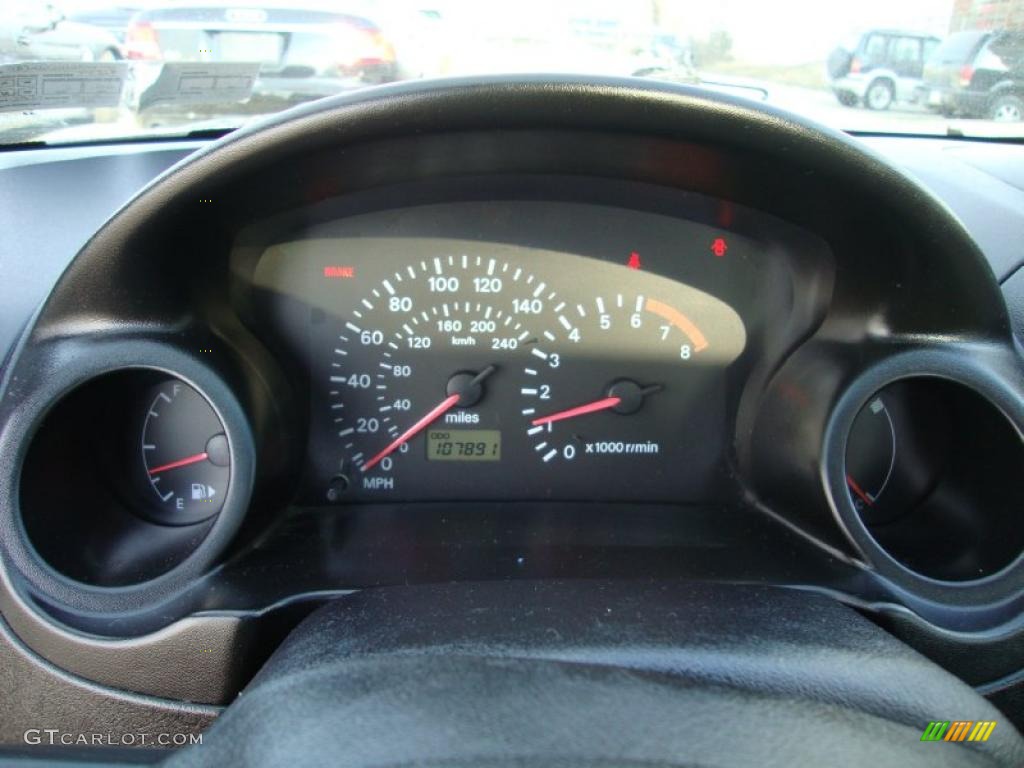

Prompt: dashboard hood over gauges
[167,580,1024,768]
[0,75,1022,761]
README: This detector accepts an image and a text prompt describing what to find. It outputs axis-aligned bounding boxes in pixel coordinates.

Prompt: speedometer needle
[531,396,622,427]
[361,394,461,472]
[361,365,499,472]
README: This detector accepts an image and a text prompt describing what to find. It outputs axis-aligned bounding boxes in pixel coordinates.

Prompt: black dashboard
[1,78,1024,753]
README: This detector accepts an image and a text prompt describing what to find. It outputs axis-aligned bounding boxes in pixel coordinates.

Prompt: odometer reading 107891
[427,429,501,461]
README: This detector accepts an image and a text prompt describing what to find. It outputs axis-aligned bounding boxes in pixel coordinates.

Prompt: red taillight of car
[334,23,396,69]
[958,64,974,87]
[125,21,161,60]
[369,31,396,63]
[850,57,861,74]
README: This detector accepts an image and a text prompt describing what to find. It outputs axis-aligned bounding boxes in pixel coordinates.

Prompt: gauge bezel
[0,339,255,614]
[823,345,1024,608]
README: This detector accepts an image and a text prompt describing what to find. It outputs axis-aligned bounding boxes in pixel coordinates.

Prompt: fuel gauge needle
[147,451,209,475]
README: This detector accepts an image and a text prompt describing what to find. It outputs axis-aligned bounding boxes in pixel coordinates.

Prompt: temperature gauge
[140,378,230,524]
[845,395,897,521]
[843,384,946,527]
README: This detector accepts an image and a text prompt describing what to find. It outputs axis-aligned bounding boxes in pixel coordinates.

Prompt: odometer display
[427,429,501,461]
[250,199,770,504]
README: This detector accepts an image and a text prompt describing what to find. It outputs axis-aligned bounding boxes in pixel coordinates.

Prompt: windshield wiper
[0,125,240,151]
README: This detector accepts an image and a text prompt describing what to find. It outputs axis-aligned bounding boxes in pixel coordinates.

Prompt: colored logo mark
[921,721,997,742]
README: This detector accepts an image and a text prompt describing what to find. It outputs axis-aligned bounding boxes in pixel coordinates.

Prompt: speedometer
[332,298,525,475]
[318,254,552,498]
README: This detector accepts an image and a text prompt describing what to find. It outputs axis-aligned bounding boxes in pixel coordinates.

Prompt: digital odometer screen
[427,430,501,461]
[248,195,798,503]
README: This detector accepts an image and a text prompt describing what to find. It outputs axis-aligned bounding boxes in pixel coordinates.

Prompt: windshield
[2,0,1023,146]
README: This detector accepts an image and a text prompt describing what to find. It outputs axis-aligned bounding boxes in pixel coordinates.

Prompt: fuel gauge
[140,378,230,524]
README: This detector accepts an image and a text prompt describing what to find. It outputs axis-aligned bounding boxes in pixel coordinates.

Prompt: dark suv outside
[923,29,1024,122]
[828,29,941,111]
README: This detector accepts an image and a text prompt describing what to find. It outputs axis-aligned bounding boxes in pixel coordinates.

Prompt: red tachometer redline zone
[644,297,709,353]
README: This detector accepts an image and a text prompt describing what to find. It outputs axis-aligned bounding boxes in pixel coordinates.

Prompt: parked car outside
[923,29,1024,122]
[64,3,151,44]
[371,5,449,80]
[0,1,122,63]
[828,29,941,111]
[631,31,695,79]
[124,0,400,104]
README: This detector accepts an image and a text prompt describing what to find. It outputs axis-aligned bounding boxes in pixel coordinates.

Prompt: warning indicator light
[627,252,641,270]
[711,238,728,258]
[324,266,355,278]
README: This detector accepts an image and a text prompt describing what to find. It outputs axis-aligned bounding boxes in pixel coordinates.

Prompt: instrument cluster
[243,198,804,503]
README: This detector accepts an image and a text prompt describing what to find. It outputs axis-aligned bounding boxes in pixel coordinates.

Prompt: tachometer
[519,287,746,466]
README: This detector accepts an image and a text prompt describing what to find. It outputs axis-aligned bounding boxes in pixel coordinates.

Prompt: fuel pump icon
[191,483,216,500]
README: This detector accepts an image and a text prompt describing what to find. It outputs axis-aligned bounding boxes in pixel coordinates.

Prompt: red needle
[846,474,875,507]
[532,396,622,427]
[148,451,209,476]
[362,393,462,472]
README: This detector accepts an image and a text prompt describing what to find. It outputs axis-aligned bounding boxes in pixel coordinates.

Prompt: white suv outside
[828,29,941,111]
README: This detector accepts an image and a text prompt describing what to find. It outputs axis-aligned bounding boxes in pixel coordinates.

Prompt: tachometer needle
[147,451,209,475]
[531,396,622,427]
[361,393,462,472]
